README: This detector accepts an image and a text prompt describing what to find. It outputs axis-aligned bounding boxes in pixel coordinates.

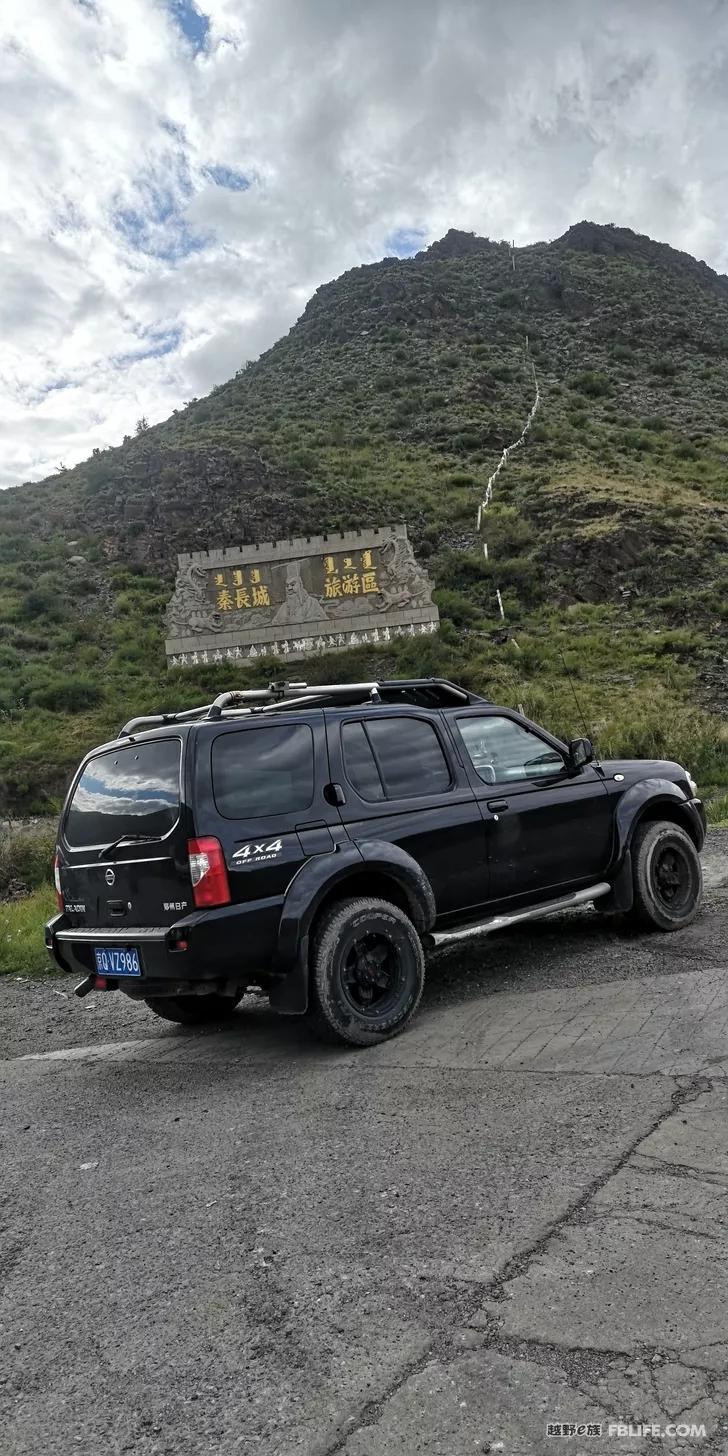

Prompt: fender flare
[611,778,701,870]
[270,841,437,1015]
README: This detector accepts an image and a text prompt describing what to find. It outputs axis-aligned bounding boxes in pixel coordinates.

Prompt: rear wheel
[629,820,702,931]
[309,896,425,1047]
[144,992,242,1026]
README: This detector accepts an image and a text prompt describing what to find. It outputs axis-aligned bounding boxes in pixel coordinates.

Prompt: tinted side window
[342,721,385,801]
[211,724,314,819]
[458,716,566,785]
[364,717,451,799]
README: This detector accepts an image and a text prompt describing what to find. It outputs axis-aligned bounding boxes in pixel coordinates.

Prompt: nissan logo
[105,868,115,886]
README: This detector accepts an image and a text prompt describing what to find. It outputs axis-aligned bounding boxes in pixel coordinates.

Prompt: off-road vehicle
[46,678,706,1046]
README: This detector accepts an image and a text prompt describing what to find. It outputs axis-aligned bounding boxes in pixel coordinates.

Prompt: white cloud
[2,0,728,486]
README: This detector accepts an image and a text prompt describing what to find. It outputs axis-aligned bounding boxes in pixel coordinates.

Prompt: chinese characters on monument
[164,524,439,668]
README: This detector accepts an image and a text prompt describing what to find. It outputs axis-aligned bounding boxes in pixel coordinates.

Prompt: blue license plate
[94,947,142,977]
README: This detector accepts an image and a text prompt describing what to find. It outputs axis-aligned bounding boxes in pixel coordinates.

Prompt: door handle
[487,799,509,813]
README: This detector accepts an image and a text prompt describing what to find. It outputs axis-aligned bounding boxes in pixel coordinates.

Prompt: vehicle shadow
[421,900,714,1010]
[121,901,715,1069]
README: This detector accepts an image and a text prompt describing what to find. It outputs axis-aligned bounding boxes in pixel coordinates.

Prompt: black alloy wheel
[652,843,695,915]
[340,929,408,1017]
[309,896,425,1046]
[630,820,702,931]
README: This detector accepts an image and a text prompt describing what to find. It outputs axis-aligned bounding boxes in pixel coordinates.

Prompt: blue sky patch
[36,375,73,399]
[114,203,207,262]
[202,164,250,191]
[167,0,210,53]
[384,228,427,258]
[111,326,183,370]
[113,161,208,262]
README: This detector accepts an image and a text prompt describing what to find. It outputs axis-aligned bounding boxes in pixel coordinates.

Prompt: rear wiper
[97,834,163,861]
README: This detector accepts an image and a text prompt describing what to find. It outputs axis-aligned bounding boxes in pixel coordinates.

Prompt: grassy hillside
[0,221,726,819]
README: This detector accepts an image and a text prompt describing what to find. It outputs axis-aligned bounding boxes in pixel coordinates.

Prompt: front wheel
[629,820,702,931]
[144,992,242,1026]
[309,897,425,1047]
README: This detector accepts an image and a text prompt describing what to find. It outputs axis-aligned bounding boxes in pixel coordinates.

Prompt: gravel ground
[1,830,727,1454]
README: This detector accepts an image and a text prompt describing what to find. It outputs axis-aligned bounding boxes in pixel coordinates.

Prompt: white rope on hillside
[476,358,541,533]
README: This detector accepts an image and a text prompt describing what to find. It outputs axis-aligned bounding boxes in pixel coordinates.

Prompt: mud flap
[599,850,633,913]
[268,935,309,1015]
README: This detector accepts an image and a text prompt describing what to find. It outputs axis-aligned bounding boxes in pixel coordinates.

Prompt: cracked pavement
[1,830,728,1455]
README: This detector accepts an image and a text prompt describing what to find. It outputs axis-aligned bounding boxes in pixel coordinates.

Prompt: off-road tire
[629,820,702,931]
[144,992,242,1026]
[309,896,425,1047]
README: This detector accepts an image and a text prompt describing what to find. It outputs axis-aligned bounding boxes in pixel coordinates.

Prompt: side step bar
[430,882,612,948]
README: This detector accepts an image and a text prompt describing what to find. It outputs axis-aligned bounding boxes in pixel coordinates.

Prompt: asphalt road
[2,831,728,1456]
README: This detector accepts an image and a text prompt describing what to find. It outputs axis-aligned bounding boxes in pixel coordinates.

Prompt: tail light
[187,837,231,909]
[53,852,64,912]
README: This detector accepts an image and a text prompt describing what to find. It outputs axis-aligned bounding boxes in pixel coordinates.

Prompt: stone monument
[164,523,439,667]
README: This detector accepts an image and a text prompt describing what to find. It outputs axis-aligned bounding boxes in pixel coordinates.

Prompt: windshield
[64,739,181,849]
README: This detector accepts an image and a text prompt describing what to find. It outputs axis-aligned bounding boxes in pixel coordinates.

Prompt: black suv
[46,678,706,1046]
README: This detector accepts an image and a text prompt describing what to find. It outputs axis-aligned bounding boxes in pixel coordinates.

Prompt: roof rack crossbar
[118,705,215,737]
[117,678,483,738]
[206,682,381,719]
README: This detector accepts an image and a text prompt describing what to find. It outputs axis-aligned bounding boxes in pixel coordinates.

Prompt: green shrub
[0,887,56,976]
[447,471,478,487]
[485,507,536,553]
[488,555,542,601]
[706,792,728,826]
[622,430,654,453]
[0,822,56,896]
[433,588,480,626]
[569,371,613,399]
[20,589,67,623]
[495,290,521,310]
[28,678,103,712]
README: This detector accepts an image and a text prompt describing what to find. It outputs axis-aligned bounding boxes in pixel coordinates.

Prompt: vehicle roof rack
[117,678,484,738]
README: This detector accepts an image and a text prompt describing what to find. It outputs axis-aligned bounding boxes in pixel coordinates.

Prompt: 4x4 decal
[232,839,284,864]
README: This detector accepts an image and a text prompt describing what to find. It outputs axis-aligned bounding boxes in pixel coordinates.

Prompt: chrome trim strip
[64,856,173,871]
[431,882,611,947]
[56,927,172,942]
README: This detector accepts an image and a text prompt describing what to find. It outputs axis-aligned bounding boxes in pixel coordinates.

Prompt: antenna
[559,649,602,768]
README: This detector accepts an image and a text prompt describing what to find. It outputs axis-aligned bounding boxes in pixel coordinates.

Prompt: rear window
[211,724,314,820]
[64,739,181,848]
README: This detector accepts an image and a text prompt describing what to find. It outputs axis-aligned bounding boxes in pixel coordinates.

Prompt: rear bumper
[45,898,282,995]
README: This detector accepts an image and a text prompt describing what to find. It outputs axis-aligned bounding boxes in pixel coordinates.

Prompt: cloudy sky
[2,0,728,488]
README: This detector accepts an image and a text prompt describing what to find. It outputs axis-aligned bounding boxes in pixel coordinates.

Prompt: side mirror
[567,737,595,771]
